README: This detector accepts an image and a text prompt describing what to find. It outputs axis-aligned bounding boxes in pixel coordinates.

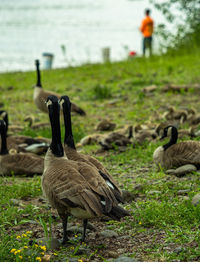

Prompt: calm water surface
[0,0,167,72]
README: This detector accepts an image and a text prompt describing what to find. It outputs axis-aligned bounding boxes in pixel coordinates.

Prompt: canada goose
[186,108,200,125]
[155,121,180,136]
[95,119,116,131]
[99,131,132,150]
[153,125,200,169]
[0,120,44,176]
[97,126,133,150]
[59,95,123,203]
[0,110,49,153]
[134,126,157,144]
[162,106,187,124]
[24,115,50,130]
[78,133,105,146]
[42,95,130,243]
[78,125,133,147]
[33,60,86,116]
[0,110,24,133]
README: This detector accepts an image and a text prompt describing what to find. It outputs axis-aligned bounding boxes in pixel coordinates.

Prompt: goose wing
[165,141,200,168]
[1,153,44,175]
[42,163,112,217]
[81,154,123,201]
[75,162,118,212]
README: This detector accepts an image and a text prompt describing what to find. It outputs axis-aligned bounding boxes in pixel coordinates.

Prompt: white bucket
[42,53,54,69]
[102,47,110,63]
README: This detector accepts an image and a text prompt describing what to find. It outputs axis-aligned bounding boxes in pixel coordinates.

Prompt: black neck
[2,113,8,135]
[36,61,42,87]
[48,104,64,157]
[63,102,76,150]
[0,124,8,155]
[163,126,178,151]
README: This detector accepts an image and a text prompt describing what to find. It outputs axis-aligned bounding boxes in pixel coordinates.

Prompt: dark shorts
[143,36,152,55]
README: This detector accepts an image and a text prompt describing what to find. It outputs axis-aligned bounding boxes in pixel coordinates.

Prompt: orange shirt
[140,16,154,37]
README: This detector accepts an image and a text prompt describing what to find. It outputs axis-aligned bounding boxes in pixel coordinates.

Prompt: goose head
[59,95,76,150]
[0,110,8,134]
[46,95,64,157]
[59,95,71,111]
[160,125,178,150]
[0,120,8,155]
[24,115,34,127]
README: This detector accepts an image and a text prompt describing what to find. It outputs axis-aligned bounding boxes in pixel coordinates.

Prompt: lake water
[0,0,168,72]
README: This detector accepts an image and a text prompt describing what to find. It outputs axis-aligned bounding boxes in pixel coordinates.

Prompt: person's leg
[149,37,152,56]
[143,37,146,56]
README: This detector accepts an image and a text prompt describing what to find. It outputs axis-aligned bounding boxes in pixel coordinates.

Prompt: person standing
[140,9,154,57]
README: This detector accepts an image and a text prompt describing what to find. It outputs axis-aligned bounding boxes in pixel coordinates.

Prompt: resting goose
[0,110,49,154]
[24,115,50,130]
[42,95,130,243]
[95,119,116,131]
[186,108,200,125]
[99,131,132,150]
[59,95,123,203]
[153,125,200,169]
[0,120,44,176]
[33,60,86,116]
[163,106,187,124]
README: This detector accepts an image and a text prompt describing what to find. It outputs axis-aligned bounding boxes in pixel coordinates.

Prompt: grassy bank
[1,50,200,262]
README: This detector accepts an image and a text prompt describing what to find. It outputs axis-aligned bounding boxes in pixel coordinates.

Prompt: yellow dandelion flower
[14,250,21,255]
[53,252,58,256]
[19,256,23,259]
[78,259,83,262]
[74,235,78,238]
[24,246,28,249]
[36,257,42,261]
[40,245,46,251]
[22,234,27,237]
[35,244,39,248]
[139,221,142,225]
[40,252,45,255]
[26,231,31,234]
[10,248,16,253]
[16,236,21,239]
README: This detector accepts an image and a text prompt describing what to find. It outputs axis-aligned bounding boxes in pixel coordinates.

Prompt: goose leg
[61,215,69,244]
[81,219,88,242]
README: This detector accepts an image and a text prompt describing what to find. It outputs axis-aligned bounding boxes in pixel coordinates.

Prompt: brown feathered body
[0,152,44,176]
[64,146,123,202]
[42,150,121,220]
[33,87,85,116]
[0,134,49,153]
[153,141,200,169]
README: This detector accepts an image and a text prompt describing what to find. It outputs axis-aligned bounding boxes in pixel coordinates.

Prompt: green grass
[1,50,200,261]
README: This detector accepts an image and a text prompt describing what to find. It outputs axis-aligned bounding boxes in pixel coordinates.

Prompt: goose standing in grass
[153,125,200,169]
[0,120,44,176]
[42,95,130,243]
[0,110,49,154]
[33,60,86,116]
[59,95,123,203]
